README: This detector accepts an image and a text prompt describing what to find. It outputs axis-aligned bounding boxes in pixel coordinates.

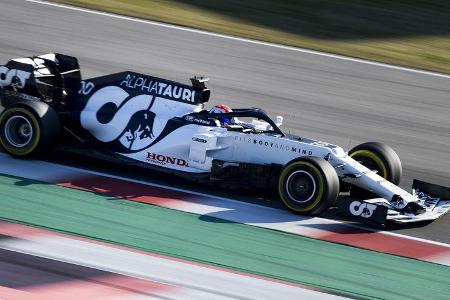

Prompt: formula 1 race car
[1,53,449,224]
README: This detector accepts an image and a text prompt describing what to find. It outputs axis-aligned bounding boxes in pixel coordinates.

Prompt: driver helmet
[210,104,234,125]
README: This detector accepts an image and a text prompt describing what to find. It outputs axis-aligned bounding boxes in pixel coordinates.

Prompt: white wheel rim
[285,170,317,203]
[4,115,34,147]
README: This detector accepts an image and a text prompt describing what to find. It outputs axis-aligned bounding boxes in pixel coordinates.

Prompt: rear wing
[0,53,81,101]
[0,60,36,91]
[80,71,211,105]
[1,53,211,116]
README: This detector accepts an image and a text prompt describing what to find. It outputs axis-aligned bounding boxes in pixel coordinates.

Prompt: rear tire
[278,157,339,215]
[349,142,402,199]
[0,103,60,158]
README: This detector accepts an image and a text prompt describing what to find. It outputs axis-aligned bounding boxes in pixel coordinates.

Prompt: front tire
[0,103,60,158]
[278,157,339,215]
[349,142,402,199]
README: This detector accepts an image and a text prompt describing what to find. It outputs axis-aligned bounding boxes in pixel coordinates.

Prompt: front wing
[337,180,450,224]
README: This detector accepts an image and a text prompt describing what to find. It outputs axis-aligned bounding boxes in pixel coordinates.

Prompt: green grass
[51,0,450,73]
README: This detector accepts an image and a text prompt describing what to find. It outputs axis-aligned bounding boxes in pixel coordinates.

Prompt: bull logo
[124,110,156,150]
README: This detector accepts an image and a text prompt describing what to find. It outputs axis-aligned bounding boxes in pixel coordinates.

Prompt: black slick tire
[0,102,60,158]
[349,142,402,199]
[278,156,339,215]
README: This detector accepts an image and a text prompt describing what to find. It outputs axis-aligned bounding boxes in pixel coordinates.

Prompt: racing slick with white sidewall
[0,53,449,224]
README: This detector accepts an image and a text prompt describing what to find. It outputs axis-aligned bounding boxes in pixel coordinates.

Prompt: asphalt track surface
[1,0,449,242]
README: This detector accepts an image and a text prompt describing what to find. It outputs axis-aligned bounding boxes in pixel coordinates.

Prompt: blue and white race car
[1,53,449,224]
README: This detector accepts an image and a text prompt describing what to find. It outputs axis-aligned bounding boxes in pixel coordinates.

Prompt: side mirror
[275,116,283,127]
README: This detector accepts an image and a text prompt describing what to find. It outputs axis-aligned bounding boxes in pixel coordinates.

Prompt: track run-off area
[1,154,450,299]
[1,0,450,299]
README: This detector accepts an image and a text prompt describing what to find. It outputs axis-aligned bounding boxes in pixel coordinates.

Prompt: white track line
[26,0,450,80]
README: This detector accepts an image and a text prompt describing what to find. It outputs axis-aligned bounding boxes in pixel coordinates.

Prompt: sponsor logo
[78,81,95,95]
[0,66,31,89]
[120,74,196,103]
[80,86,158,152]
[349,201,378,218]
[234,136,313,155]
[192,137,207,143]
[147,152,188,166]
[184,115,212,125]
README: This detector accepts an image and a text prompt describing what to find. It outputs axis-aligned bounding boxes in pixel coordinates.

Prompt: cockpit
[183,107,284,136]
